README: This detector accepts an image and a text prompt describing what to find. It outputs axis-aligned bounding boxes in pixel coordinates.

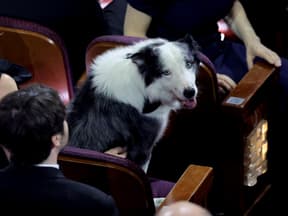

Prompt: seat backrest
[59,146,156,216]
[0,16,74,104]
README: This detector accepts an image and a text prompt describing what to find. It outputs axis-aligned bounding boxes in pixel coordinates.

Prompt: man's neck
[40,150,59,166]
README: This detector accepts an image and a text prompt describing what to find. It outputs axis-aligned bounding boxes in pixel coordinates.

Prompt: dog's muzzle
[181,87,197,109]
[183,88,195,99]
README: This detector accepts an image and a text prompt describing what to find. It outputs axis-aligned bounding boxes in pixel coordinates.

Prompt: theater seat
[0,16,74,105]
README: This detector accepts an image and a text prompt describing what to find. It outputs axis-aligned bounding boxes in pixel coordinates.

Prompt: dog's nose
[183,88,195,99]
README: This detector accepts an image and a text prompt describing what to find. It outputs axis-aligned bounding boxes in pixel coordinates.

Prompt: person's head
[0,84,68,166]
[0,73,18,100]
[157,201,212,216]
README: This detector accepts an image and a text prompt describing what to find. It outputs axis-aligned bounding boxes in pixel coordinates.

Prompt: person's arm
[105,146,127,158]
[224,0,258,45]
[224,0,281,69]
[124,4,151,37]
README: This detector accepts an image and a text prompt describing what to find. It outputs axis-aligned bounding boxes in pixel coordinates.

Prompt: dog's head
[127,35,200,110]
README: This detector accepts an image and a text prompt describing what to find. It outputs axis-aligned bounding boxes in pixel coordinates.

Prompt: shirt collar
[34,164,60,169]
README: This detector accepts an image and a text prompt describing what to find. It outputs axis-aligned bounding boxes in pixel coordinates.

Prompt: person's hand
[105,146,127,158]
[216,73,237,94]
[245,38,282,69]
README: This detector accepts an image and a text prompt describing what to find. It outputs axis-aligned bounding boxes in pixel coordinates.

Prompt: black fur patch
[128,42,165,86]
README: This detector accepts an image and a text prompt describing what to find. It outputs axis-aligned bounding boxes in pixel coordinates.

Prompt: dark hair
[0,84,66,165]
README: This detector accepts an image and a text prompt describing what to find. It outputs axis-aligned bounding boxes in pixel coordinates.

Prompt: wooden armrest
[157,164,213,212]
[222,61,278,111]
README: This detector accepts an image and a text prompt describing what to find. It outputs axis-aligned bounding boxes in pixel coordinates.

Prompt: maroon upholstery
[87,35,145,47]
[149,177,174,198]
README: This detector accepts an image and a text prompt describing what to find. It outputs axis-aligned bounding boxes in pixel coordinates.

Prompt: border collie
[67,35,200,171]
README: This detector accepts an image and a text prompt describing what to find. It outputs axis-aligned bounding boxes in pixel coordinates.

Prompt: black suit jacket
[0,165,119,215]
[0,0,108,84]
[103,0,127,35]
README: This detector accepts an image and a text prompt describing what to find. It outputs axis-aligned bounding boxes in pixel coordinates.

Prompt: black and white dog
[67,35,200,171]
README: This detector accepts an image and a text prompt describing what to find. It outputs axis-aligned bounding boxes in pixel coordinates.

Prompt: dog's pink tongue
[182,99,197,109]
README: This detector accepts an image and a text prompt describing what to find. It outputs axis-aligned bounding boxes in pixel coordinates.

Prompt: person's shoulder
[60,177,112,199]
[56,178,119,212]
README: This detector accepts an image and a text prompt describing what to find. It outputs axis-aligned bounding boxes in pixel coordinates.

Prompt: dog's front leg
[144,105,172,144]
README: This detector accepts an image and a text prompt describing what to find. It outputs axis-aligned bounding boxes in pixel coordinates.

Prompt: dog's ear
[126,52,145,66]
[126,46,159,67]
[178,34,200,51]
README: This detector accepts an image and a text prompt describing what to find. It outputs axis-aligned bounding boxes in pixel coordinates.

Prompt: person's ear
[51,133,62,148]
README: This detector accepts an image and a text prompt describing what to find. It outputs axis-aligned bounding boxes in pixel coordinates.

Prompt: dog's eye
[185,60,194,69]
[162,70,171,76]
